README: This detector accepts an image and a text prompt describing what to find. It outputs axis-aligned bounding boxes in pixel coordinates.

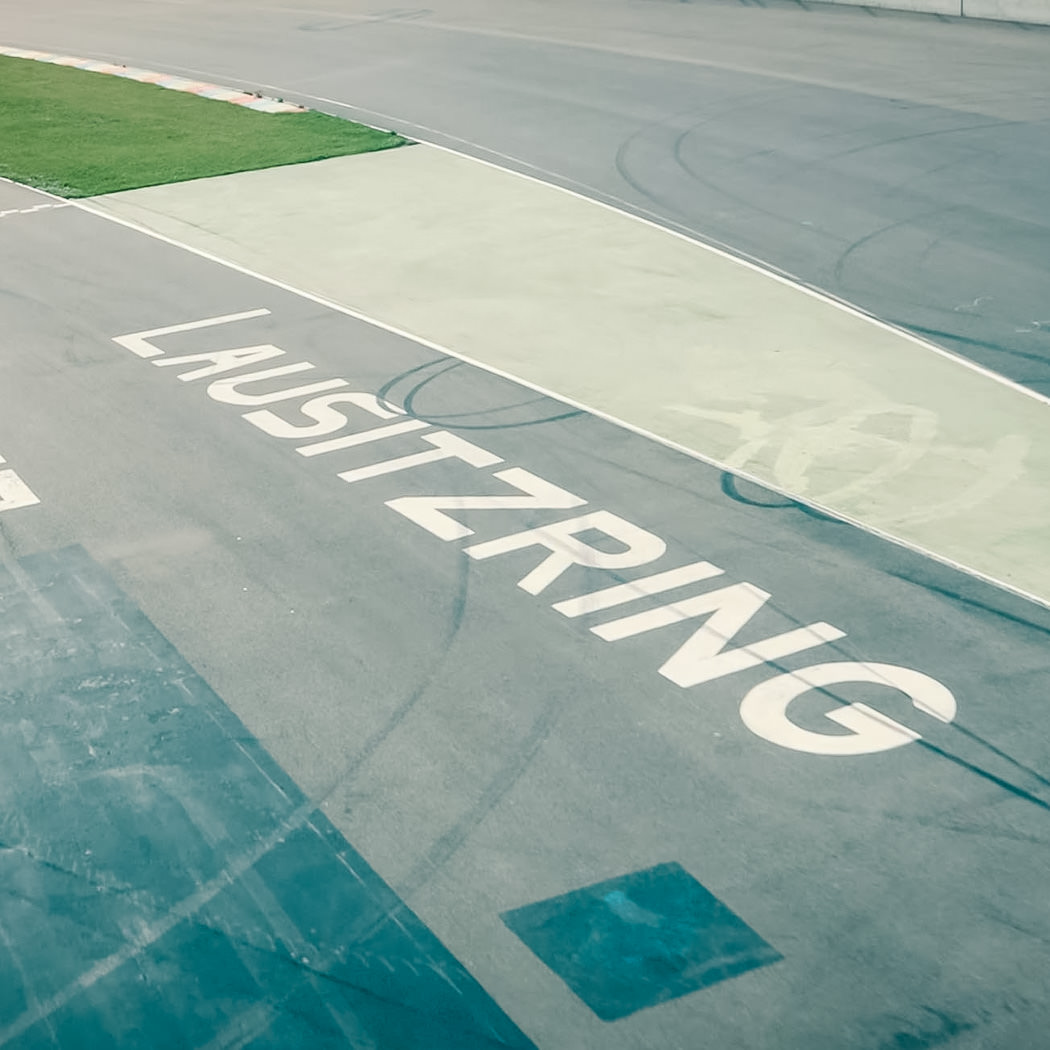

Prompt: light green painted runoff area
[86,145,1050,603]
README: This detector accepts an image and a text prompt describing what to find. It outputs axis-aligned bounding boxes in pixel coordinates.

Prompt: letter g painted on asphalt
[739,662,957,756]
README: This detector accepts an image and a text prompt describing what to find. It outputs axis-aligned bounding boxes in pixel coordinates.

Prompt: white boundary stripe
[48,190,1049,614]
[0,202,71,219]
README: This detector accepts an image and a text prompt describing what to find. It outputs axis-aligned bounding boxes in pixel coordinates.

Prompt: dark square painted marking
[501,861,782,1021]
[0,546,535,1050]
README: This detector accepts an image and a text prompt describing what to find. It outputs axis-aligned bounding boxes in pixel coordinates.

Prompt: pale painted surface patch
[87,146,1050,602]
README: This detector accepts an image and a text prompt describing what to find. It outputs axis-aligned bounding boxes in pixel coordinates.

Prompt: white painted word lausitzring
[113,310,960,757]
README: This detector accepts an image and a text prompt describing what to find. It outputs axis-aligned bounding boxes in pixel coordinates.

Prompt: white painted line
[65,192,1050,613]
[0,202,71,219]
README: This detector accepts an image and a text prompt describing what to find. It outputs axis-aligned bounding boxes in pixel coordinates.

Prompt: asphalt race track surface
[1,3,1050,1048]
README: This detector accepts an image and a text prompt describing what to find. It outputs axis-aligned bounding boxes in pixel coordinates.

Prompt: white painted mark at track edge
[0,202,72,219]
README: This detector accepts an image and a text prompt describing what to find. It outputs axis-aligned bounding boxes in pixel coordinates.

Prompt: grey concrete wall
[963,0,1050,22]
[810,0,1050,24]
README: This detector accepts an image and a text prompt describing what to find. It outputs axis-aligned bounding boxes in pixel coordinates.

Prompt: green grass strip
[0,55,407,197]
